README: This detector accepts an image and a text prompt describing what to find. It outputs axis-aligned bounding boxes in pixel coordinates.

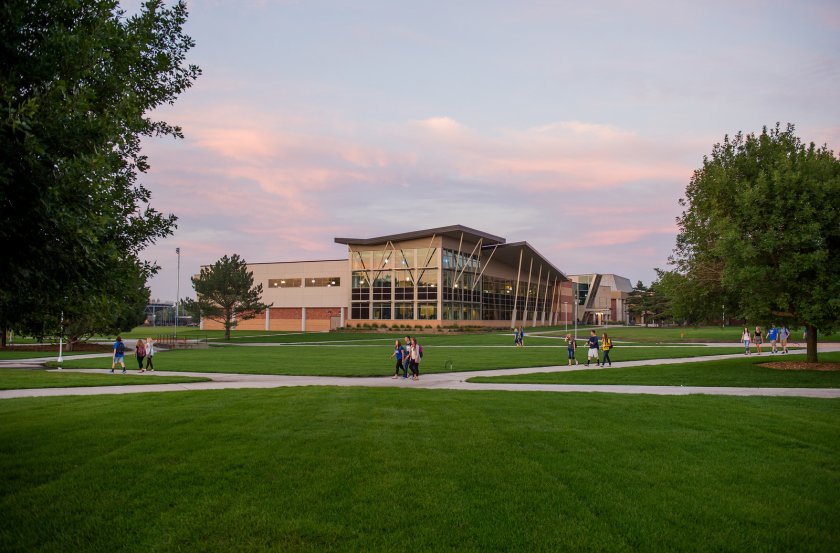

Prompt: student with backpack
[135,338,147,372]
[111,336,127,374]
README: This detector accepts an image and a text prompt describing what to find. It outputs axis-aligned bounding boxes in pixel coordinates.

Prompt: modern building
[201,225,576,331]
[567,273,633,325]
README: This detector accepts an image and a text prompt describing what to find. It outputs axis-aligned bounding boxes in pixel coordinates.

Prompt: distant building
[200,225,576,331]
[566,273,633,325]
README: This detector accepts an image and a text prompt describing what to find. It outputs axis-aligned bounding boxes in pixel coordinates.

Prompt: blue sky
[136,0,840,301]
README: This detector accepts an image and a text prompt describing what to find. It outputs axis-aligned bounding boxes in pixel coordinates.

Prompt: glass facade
[268,278,302,288]
[348,244,558,322]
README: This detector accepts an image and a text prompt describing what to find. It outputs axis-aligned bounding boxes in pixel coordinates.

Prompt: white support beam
[510,248,524,328]
[522,257,533,327]
[532,264,543,326]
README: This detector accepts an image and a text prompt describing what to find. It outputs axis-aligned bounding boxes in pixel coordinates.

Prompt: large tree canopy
[664,124,840,361]
[0,0,200,345]
[186,254,271,341]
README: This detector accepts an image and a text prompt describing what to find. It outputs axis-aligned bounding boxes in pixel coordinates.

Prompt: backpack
[116,342,125,355]
[419,345,423,359]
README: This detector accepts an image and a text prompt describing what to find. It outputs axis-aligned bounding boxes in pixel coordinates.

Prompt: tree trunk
[224,310,232,341]
[805,323,818,363]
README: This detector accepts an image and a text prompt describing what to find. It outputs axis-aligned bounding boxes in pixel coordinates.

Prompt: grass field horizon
[1,388,837,552]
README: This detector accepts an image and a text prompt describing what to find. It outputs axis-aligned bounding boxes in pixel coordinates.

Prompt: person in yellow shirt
[600,332,613,367]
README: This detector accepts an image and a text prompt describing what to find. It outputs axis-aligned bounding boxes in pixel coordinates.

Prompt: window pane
[268,278,301,288]
[417,302,438,320]
[372,302,392,320]
[305,277,341,287]
[351,303,370,319]
[394,303,414,320]
[416,247,438,268]
[352,251,371,271]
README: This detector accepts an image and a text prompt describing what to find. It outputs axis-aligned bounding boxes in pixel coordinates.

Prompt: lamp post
[57,308,64,368]
[175,247,180,338]
[573,299,578,341]
[563,301,568,333]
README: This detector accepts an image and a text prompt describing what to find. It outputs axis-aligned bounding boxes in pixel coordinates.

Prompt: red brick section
[269,308,302,320]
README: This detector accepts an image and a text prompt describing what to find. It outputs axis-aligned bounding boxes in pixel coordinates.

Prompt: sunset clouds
[138,0,840,300]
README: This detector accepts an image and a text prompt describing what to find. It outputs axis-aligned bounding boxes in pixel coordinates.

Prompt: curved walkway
[1,344,839,400]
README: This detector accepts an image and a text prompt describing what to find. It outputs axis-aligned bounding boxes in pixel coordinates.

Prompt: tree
[0,0,200,346]
[626,280,648,325]
[187,255,271,341]
[664,124,840,361]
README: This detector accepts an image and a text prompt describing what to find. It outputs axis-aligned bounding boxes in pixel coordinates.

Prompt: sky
[135,0,840,302]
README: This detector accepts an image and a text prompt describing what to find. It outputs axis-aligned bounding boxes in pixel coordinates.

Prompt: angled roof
[482,241,569,282]
[335,224,506,246]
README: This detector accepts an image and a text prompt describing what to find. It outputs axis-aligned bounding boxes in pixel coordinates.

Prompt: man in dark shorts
[586,330,599,366]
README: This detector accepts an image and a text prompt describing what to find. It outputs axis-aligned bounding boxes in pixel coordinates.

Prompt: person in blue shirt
[767,324,779,354]
[111,336,126,374]
[586,330,600,366]
[390,339,407,379]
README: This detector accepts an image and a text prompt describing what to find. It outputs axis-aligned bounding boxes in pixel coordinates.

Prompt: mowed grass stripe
[0,369,210,390]
[0,388,837,552]
[468,352,840,388]
[50,345,745,377]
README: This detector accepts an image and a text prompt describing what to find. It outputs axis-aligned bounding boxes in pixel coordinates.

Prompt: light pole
[57,308,64,368]
[563,301,568,333]
[175,247,180,338]
[573,299,578,341]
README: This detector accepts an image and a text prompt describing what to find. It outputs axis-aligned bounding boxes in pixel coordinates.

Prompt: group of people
[740,324,791,355]
[563,330,614,367]
[513,326,525,347]
[111,336,156,373]
[390,335,423,380]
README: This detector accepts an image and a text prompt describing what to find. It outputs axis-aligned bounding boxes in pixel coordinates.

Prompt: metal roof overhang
[481,241,569,282]
[335,224,506,247]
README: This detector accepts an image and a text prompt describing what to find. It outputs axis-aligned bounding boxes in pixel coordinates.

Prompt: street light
[57,308,64,368]
[563,301,568,333]
[175,247,180,338]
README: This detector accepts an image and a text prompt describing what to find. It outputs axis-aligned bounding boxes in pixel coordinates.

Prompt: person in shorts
[753,326,763,355]
[111,336,126,374]
[779,325,790,354]
[767,324,779,354]
[586,330,600,366]
[565,334,578,366]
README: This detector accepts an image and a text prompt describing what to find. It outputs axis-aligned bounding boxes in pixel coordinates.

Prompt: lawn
[0,350,93,360]
[468,352,840,388]
[49,343,746,377]
[0,388,837,552]
[0,369,209,390]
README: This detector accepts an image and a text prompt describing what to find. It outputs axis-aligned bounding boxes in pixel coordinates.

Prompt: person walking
[145,337,156,371]
[135,339,147,372]
[390,339,407,379]
[519,327,525,347]
[586,330,600,366]
[779,325,791,354]
[408,338,421,380]
[111,336,126,374]
[753,326,763,355]
[741,327,751,355]
[565,334,578,366]
[767,324,779,354]
[600,333,613,367]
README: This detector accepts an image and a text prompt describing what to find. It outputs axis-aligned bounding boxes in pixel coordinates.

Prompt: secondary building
[201,225,577,331]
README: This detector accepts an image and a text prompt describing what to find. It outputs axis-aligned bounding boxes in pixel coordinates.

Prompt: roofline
[335,224,506,246]
[483,241,569,281]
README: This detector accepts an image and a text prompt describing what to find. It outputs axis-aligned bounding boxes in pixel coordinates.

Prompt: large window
[372,272,392,301]
[351,303,370,320]
[372,302,392,320]
[395,270,414,301]
[268,278,301,288]
[352,271,370,301]
[352,251,371,271]
[417,269,438,301]
[418,303,437,320]
[394,303,414,319]
[305,277,341,287]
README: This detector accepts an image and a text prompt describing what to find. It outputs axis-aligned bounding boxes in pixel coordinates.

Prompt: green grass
[0,369,210,390]
[0,350,94,360]
[1,388,838,552]
[50,344,746,377]
[469,352,840,388]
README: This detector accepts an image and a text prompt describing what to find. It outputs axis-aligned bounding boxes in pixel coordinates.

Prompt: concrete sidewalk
[2,344,839,400]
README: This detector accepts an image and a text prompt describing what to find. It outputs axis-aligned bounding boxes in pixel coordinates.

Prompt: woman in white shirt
[741,327,751,355]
